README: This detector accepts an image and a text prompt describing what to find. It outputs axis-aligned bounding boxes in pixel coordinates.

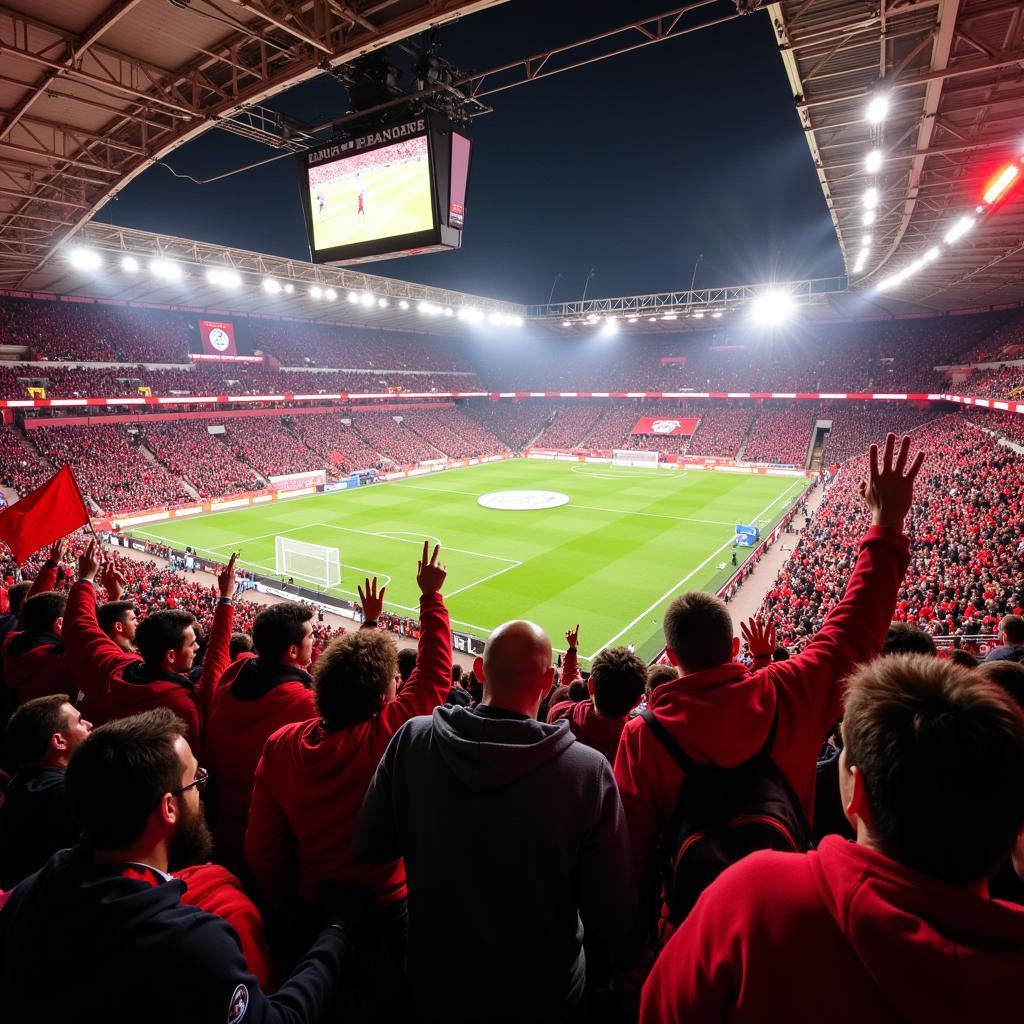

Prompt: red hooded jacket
[548,699,626,764]
[62,579,232,747]
[175,862,275,992]
[1,561,65,706]
[203,655,315,871]
[246,591,451,908]
[641,836,1024,1023]
[614,525,911,943]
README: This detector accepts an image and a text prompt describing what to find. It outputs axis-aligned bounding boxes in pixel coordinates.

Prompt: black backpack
[641,707,813,927]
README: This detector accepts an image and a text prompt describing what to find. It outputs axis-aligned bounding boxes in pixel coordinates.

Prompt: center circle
[477,489,570,511]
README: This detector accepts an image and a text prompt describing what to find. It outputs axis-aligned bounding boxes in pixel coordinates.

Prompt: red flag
[0,464,90,564]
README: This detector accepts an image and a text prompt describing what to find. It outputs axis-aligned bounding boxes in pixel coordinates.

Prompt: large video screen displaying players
[308,135,434,252]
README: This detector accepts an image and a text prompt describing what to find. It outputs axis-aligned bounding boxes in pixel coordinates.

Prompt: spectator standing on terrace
[641,655,1024,1022]
[615,434,921,952]
[0,695,91,888]
[203,601,317,872]
[0,709,358,1023]
[62,544,236,745]
[355,618,634,1024]
[985,614,1024,665]
[548,645,647,763]
[246,547,450,1012]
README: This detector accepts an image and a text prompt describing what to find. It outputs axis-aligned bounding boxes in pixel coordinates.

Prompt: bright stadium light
[562,320,572,327]
[150,259,182,281]
[627,316,638,323]
[865,149,883,173]
[512,316,524,327]
[487,311,502,325]
[444,307,454,317]
[751,289,796,326]
[309,285,323,299]
[377,297,387,307]
[862,210,876,226]
[68,246,102,271]
[348,291,359,303]
[692,311,704,319]
[360,292,375,307]
[866,94,889,124]
[863,187,879,210]
[283,283,294,294]
[325,288,337,301]
[648,317,657,323]
[982,163,1020,205]
[207,268,240,287]
[262,278,281,294]
[399,299,409,310]
[862,234,873,247]
[924,246,940,262]
[944,215,975,245]
[712,310,723,318]
[600,319,619,337]
[120,255,139,272]
[661,313,678,321]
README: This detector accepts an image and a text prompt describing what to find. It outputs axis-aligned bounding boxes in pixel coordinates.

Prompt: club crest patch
[228,984,249,1023]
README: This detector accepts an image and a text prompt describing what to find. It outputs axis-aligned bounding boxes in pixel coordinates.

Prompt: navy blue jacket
[0,766,78,889]
[0,847,352,1024]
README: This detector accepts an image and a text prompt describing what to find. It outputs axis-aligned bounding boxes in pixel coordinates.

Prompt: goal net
[275,537,341,589]
[612,449,659,468]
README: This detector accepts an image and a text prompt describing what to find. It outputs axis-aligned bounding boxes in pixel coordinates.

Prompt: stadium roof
[771,0,1024,314]
[0,0,507,289]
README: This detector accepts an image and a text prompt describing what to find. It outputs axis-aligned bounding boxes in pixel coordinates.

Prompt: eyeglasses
[172,767,209,796]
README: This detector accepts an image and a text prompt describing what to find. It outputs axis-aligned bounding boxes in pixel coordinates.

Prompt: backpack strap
[641,705,781,771]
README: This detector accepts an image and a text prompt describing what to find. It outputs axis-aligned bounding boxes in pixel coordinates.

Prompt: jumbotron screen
[307,134,434,252]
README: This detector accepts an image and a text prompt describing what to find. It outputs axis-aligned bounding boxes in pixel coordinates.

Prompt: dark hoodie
[641,836,1024,1023]
[203,655,315,870]
[0,847,352,1024]
[0,766,78,889]
[355,704,635,1024]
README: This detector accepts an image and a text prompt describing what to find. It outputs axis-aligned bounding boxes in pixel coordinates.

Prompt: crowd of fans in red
[1,429,1023,1023]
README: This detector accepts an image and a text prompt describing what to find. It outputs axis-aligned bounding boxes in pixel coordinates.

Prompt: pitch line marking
[587,478,806,659]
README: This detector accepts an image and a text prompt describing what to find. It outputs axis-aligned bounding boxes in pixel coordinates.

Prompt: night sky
[102,0,842,304]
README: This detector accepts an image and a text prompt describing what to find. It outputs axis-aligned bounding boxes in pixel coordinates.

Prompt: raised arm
[196,553,238,725]
[27,538,66,597]
[380,542,451,727]
[741,617,775,672]
[561,624,581,685]
[771,433,920,734]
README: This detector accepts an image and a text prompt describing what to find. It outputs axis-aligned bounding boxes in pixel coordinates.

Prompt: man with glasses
[0,708,358,1023]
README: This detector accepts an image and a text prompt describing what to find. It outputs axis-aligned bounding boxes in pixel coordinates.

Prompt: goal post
[274,537,341,589]
[612,449,659,468]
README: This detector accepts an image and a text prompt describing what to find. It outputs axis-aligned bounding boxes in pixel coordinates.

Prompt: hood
[811,837,1024,1021]
[647,663,775,766]
[229,655,312,702]
[430,705,576,791]
[6,630,62,659]
[0,848,183,987]
[5,766,65,801]
[124,659,192,690]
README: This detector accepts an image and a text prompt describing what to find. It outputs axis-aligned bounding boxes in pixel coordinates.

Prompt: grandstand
[2,1,1024,1021]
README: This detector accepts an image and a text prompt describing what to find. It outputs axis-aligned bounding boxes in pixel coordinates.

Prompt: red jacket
[641,837,1024,1023]
[548,699,626,764]
[1,562,65,705]
[62,580,232,748]
[614,525,910,942]
[176,862,275,992]
[203,655,315,871]
[246,592,451,908]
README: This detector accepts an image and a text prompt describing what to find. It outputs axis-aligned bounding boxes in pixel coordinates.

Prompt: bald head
[478,621,554,711]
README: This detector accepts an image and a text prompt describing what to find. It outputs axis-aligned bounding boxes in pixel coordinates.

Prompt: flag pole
[66,464,104,551]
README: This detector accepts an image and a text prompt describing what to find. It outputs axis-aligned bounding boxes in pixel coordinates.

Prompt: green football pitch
[130,460,809,663]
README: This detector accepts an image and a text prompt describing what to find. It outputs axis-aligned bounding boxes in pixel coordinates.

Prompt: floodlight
[692,311,704,319]
[600,319,619,337]
[866,94,889,124]
[399,300,409,310]
[982,164,1020,206]
[262,278,281,294]
[751,289,796,327]
[865,150,883,173]
[712,311,723,318]
[627,316,638,323]
[121,255,139,272]
[924,247,940,261]
[325,288,337,301]
[309,285,323,299]
[360,292,375,307]
[378,297,387,307]
[862,234,872,247]
[863,187,879,210]
[511,316,524,327]
[862,210,876,226]
[68,247,102,271]
[444,307,453,317]
[944,216,975,245]
[348,291,359,303]
[661,314,678,321]
[283,283,294,294]
[150,259,182,281]
[563,320,572,327]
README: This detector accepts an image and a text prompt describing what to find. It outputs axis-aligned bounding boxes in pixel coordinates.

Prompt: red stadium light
[982,163,1020,206]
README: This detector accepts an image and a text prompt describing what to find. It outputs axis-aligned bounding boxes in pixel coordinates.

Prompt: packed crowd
[2,433,1024,1023]
[533,404,607,449]
[287,413,385,476]
[741,406,817,466]
[140,423,261,499]
[963,363,1024,399]
[0,430,53,497]
[468,401,556,448]
[222,418,327,481]
[30,425,193,514]
[398,408,505,459]
[351,410,443,466]
[685,405,754,458]
[821,403,939,467]
[760,416,1024,648]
